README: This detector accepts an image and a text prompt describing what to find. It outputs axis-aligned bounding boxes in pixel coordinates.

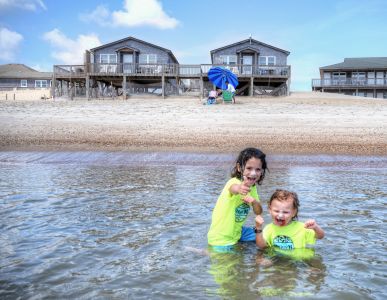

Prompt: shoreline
[1,92,386,156]
[1,150,386,169]
[1,141,386,156]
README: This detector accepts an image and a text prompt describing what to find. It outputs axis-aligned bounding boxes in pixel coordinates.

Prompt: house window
[229,55,237,65]
[218,55,237,65]
[258,56,276,65]
[20,80,27,87]
[100,54,117,64]
[376,71,384,85]
[352,72,366,84]
[332,72,346,79]
[139,54,157,64]
[352,72,365,79]
[35,80,48,88]
[332,72,346,85]
[323,72,331,79]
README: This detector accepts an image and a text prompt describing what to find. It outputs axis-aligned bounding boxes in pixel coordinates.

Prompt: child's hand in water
[304,219,318,229]
[255,215,264,227]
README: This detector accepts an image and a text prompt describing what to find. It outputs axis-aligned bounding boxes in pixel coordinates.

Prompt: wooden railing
[54,64,291,78]
[54,65,85,75]
[312,78,387,87]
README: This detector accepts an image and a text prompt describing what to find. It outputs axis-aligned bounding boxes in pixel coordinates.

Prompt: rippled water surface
[0,151,386,299]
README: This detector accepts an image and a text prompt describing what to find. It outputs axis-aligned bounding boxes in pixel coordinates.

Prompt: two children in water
[207,147,325,253]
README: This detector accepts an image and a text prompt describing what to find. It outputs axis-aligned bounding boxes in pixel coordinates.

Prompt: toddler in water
[207,147,267,249]
[255,189,324,250]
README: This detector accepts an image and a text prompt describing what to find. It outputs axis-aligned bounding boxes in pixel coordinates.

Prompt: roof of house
[320,57,387,70]
[210,38,290,55]
[90,36,179,64]
[0,64,52,79]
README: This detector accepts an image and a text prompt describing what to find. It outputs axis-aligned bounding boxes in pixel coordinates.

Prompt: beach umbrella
[208,66,238,90]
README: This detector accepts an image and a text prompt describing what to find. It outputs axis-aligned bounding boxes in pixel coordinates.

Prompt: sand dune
[0,92,386,155]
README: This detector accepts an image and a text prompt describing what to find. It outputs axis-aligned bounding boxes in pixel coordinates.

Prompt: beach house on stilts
[53,36,179,99]
[209,37,291,96]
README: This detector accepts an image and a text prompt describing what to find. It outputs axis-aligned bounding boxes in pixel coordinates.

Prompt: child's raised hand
[238,179,251,195]
[304,219,318,229]
[255,215,264,227]
[304,219,325,239]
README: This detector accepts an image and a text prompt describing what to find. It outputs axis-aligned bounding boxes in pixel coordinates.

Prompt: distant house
[0,64,52,89]
[210,37,291,95]
[312,57,387,98]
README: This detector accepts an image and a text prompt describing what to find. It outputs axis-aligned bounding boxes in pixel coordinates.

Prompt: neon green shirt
[207,177,259,246]
[263,221,316,250]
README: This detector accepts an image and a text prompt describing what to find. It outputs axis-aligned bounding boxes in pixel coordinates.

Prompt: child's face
[269,198,297,226]
[240,157,263,186]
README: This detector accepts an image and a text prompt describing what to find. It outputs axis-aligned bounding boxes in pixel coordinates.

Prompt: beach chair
[222,90,233,104]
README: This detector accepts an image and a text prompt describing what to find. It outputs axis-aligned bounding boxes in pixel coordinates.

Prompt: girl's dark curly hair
[231,147,267,185]
[268,189,300,220]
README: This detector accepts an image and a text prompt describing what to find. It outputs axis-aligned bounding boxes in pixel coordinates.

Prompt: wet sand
[0,92,386,155]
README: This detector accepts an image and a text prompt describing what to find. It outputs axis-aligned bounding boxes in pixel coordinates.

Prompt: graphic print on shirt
[235,203,249,222]
[273,235,294,250]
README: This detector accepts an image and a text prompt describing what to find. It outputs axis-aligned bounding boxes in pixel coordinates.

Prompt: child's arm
[245,196,262,215]
[304,219,325,239]
[255,215,267,249]
[229,181,250,195]
[230,181,262,214]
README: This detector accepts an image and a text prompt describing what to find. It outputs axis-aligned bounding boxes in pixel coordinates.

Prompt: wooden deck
[53,63,291,98]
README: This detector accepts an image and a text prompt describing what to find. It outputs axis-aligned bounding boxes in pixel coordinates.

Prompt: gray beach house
[312,57,387,98]
[210,37,291,96]
[54,36,180,99]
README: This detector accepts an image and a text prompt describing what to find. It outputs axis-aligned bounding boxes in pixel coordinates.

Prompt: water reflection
[206,245,327,299]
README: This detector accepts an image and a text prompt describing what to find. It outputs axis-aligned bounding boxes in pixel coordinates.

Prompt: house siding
[92,40,174,64]
[212,40,288,65]
[0,78,51,89]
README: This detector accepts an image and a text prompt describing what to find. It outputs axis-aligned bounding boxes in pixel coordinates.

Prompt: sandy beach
[0,92,386,155]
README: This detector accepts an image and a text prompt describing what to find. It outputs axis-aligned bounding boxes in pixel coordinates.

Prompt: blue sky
[1,0,386,91]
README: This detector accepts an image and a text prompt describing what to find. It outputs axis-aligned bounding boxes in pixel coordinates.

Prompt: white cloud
[0,27,23,61]
[0,0,46,11]
[43,29,101,64]
[81,0,179,29]
[113,0,179,29]
[79,5,111,26]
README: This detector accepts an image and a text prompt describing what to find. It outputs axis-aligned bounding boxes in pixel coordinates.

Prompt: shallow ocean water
[0,151,386,299]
